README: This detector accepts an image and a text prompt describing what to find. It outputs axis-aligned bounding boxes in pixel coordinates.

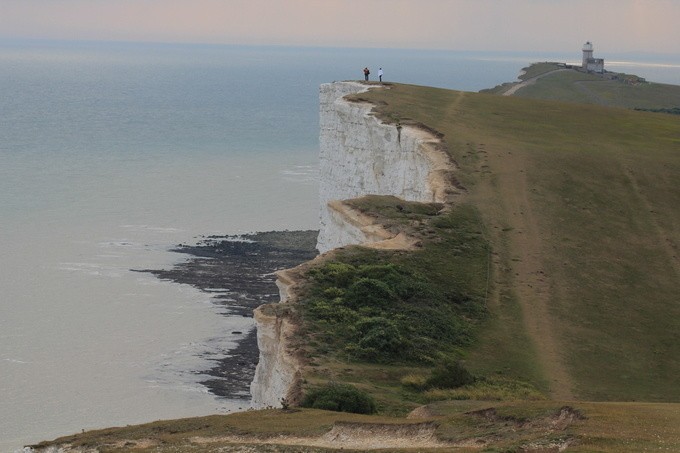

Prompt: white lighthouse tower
[582,41,594,67]
[581,41,604,73]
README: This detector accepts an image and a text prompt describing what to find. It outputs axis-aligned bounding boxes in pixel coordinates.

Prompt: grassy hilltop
[349,83,680,403]
[34,81,680,451]
[483,61,680,111]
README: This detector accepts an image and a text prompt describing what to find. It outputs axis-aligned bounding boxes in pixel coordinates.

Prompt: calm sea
[1,41,678,451]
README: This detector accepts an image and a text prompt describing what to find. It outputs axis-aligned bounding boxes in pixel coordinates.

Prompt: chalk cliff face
[250,81,453,408]
[249,299,299,407]
[317,81,452,252]
[250,267,304,408]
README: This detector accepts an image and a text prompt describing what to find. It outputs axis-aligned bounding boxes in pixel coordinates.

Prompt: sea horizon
[2,38,680,86]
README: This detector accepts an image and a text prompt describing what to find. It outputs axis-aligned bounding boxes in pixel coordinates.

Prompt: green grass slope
[356,84,680,402]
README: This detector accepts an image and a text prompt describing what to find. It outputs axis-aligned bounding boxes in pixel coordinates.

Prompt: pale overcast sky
[1,0,679,53]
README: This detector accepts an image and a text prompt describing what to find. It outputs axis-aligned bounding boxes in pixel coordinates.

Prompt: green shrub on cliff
[301,382,377,414]
[344,278,395,311]
[400,359,476,392]
[306,261,455,363]
[302,205,489,365]
[425,359,476,389]
[349,316,406,360]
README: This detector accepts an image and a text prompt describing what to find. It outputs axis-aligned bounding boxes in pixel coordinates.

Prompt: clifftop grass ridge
[483,61,680,110]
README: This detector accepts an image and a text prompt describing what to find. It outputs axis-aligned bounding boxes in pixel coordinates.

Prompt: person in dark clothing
[363,67,370,81]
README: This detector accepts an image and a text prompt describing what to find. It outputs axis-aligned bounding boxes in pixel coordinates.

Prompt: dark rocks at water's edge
[135,230,319,400]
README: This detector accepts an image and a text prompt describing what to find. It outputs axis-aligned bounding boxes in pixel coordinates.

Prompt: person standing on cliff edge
[363,67,370,81]
[378,67,383,82]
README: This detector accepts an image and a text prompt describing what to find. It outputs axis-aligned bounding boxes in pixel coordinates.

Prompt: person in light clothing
[378,67,384,82]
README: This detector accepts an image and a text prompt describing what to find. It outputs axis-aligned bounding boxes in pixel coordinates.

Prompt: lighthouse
[581,41,604,73]
[582,41,594,67]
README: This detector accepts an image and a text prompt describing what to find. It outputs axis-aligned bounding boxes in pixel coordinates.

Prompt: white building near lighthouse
[582,41,605,73]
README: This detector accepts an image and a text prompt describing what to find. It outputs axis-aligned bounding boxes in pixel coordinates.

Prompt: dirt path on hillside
[623,167,680,278]
[501,153,574,400]
[503,69,568,96]
[449,90,466,110]
[472,143,575,400]
[444,91,574,398]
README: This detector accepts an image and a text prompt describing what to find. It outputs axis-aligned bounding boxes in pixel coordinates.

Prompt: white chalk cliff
[317,82,452,253]
[249,270,301,408]
[250,81,454,408]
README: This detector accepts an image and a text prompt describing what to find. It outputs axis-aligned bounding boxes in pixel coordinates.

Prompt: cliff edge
[250,81,457,407]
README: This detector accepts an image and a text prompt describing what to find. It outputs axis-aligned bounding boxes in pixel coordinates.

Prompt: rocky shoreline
[136,230,318,400]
